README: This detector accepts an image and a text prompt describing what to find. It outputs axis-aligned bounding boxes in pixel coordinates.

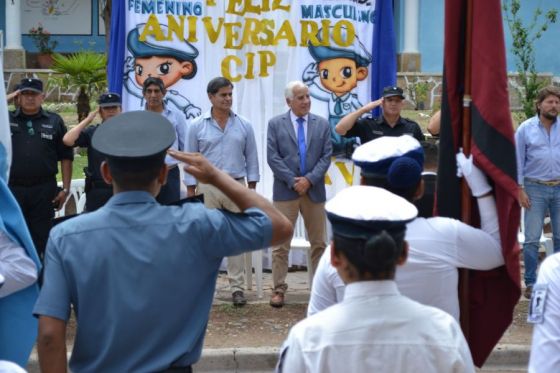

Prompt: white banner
[120,0,379,198]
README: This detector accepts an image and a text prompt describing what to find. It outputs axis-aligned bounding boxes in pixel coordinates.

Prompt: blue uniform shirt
[33,191,272,372]
[515,115,560,184]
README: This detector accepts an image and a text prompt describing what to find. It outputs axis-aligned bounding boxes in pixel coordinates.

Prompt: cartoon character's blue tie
[297,117,306,176]
[334,97,343,115]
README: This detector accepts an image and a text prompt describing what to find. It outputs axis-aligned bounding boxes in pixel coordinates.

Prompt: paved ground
[209,268,532,372]
[27,269,532,372]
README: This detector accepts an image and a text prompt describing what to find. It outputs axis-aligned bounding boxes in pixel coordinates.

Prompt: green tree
[50,52,107,121]
[503,0,557,119]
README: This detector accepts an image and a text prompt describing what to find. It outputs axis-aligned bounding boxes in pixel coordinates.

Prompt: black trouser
[9,179,57,261]
[85,185,113,212]
[157,166,180,205]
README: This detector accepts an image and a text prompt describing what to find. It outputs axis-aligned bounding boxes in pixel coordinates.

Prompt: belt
[90,180,112,189]
[526,178,560,186]
[9,175,55,187]
[160,366,192,373]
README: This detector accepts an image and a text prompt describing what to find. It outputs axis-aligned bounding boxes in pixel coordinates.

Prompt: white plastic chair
[55,179,86,217]
[243,250,264,299]
[290,215,314,287]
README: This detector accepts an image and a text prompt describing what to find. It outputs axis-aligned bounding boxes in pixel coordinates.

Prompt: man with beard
[516,85,560,299]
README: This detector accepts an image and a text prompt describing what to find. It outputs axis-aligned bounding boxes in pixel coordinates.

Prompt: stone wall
[4,69,557,111]
[4,69,76,102]
[397,72,555,111]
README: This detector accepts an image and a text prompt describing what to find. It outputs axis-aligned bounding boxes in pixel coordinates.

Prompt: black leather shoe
[232,291,247,306]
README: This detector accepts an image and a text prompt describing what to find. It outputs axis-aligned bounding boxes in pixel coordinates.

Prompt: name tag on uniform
[10,122,18,128]
[41,132,53,140]
[527,284,548,324]
[372,130,384,136]
[41,124,54,129]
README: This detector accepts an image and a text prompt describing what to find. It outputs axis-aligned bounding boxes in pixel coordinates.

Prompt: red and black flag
[437,0,521,367]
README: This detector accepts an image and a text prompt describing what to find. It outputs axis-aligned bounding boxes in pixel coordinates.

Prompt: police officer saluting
[33,111,292,372]
[63,92,122,211]
[335,86,425,144]
[9,78,73,260]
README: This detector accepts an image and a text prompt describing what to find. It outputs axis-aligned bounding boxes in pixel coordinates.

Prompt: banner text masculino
[129,0,374,81]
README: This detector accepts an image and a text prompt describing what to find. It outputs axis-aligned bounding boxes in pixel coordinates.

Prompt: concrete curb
[483,344,530,369]
[27,344,529,372]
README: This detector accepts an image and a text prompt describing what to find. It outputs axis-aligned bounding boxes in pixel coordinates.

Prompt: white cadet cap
[352,135,424,189]
[326,186,418,239]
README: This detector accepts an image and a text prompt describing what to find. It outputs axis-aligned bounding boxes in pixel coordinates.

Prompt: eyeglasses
[26,120,34,135]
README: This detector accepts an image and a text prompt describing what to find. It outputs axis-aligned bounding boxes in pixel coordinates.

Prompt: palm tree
[50,52,107,121]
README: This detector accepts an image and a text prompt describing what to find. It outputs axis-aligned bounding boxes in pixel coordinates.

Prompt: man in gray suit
[267,80,332,307]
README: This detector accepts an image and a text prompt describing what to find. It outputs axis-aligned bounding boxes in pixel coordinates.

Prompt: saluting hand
[364,98,383,112]
[86,108,99,123]
[168,150,219,184]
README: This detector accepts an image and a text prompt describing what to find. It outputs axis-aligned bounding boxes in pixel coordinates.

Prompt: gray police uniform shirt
[33,191,272,372]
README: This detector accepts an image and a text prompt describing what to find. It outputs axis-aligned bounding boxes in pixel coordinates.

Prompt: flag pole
[459,0,474,339]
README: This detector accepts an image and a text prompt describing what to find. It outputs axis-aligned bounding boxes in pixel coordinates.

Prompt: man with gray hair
[267,81,332,307]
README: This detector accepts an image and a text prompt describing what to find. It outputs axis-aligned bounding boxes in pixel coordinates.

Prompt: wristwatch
[62,188,69,195]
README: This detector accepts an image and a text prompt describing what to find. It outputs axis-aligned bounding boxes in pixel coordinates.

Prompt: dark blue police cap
[97,92,122,107]
[382,86,404,99]
[92,111,176,159]
[19,78,43,93]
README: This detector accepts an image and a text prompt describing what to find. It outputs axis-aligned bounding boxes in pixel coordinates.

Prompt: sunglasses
[26,120,34,136]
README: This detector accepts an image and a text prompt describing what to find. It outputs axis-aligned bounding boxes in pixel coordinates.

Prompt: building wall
[0,0,105,53]
[414,0,560,75]
[1,0,558,74]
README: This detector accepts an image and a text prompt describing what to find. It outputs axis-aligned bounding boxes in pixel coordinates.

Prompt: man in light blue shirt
[33,111,292,373]
[516,86,560,298]
[143,77,187,204]
[184,77,260,306]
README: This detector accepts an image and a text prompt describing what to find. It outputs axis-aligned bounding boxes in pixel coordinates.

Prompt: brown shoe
[524,285,533,299]
[270,291,285,308]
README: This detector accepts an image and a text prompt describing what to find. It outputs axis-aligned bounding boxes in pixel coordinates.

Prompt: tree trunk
[103,0,112,56]
[77,88,90,122]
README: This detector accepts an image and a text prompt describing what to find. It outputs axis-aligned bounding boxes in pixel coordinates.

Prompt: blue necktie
[334,97,343,115]
[297,117,306,176]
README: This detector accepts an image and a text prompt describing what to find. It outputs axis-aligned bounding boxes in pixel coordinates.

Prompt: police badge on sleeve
[527,284,548,324]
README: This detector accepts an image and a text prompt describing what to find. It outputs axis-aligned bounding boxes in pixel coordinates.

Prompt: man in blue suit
[267,80,332,307]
